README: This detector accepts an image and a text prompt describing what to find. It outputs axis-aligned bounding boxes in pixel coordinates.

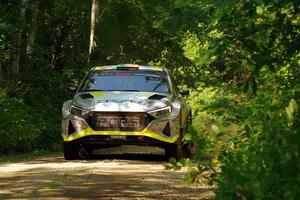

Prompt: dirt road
[0,146,215,200]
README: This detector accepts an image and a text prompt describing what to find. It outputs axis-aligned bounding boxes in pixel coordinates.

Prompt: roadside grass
[0,149,62,164]
[39,172,88,190]
[40,181,63,189]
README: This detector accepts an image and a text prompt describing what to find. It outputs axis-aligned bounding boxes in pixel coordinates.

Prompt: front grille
[89,112,154,131]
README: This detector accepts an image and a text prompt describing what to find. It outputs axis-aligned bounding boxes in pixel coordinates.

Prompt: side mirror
[179,90,189,96]
[67,87,77,93]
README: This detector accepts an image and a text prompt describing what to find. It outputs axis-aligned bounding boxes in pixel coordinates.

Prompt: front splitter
[62,128,178,144]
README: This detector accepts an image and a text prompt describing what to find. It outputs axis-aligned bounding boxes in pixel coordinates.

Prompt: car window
[80,70,170,93]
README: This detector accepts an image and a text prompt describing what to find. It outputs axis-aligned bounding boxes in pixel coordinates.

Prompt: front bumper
[62,127,178,143]
[61,112,180,144]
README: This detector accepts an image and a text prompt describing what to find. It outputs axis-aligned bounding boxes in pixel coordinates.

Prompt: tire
[85,145,94,157]
[181,123,193,158]
[165,144,181,161]
[78,145,93,159]
[63,141,79,160]
[181,113,193,158]
[181,142,193,158]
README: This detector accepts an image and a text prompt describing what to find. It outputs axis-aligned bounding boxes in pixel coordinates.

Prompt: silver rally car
[62,64,192,160]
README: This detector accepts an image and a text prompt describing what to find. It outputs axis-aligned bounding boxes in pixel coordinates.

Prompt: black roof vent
[80,93,94,99]
[148,94,167,100]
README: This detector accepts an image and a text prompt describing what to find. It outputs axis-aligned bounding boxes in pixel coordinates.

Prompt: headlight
[70,105,90,117]
[148,106,172,118]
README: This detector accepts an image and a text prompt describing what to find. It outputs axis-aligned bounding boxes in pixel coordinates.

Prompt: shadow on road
[83,145,167,162]
[90,153,166,162]
[0,146,215,200]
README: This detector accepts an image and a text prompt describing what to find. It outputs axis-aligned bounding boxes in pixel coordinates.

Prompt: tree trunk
[88,0,99,63]
[51,19,70,73]
[26,0,38,56]
[10,0,29,81]
[0,62,3,81]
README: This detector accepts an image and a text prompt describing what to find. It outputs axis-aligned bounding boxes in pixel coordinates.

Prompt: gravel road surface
[0,146,215,200]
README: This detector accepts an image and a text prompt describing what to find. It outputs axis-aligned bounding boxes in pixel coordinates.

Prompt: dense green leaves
[0,0,300,199]
[0,0,188,153]
[163,0,300,199]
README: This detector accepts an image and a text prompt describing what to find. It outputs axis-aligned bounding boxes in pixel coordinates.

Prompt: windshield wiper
[152,81,164,92]
[120,89,141,92]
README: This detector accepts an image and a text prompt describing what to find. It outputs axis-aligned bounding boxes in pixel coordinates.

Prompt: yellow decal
[63,128,178,143]
[152,67,163,71]
[90,91,104,97]
[94,66,104,70]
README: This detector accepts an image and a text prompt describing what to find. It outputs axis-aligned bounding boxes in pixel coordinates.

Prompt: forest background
[0,0,299,199]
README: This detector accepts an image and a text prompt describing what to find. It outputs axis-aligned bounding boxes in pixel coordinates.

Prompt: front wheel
[165,144,181,161]
[181,142,193,158]
[181,113,193,158]
[63,141,79,160]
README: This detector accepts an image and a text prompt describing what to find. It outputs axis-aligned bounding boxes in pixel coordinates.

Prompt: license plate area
[93,112,145,131]
[110,135,126,140]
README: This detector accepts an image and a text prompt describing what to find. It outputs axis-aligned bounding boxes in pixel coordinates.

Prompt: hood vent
[80,93,94,99]
[148,94,167,100]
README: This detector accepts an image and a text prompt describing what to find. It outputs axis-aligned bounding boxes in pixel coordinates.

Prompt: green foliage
[160,0,300,199]
[215,94,300,200]
[1,1,300,199]
[0,86,40,153]
[0,0,190,155]
[0,79,64,154]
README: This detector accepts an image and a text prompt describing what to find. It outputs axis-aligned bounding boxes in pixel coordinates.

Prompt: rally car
[61,64,192,160]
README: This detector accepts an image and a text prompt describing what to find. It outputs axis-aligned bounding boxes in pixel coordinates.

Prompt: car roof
[90,64,167,72]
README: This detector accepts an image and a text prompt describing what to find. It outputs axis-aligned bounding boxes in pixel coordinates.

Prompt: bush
[0,80,64,154]
[186,83,300,199]
[216,96,300,200]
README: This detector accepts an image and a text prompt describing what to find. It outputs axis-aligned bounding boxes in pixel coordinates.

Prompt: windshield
[79,70,170,93]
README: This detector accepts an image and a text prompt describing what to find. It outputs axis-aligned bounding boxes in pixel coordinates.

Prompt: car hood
[72,91,172,112]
